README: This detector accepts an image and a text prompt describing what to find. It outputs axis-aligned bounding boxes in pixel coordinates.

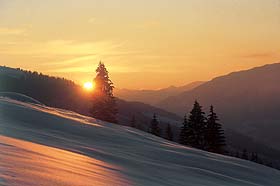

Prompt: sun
[83,81,94,91]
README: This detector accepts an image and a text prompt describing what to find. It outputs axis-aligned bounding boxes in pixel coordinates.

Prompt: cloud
[0,39,126,56]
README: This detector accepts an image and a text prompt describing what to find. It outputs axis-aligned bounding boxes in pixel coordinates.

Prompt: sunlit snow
[0,96,280,186]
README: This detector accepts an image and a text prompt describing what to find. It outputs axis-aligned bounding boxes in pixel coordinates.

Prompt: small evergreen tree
[90,62,118,123]
[165,123,174,141]
[180,115,193,145]
[205,105,226,153]
[150,113,160,136]
[188,100,206,149]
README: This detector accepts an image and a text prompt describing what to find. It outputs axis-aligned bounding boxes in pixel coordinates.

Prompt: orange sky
[0,0,280,89]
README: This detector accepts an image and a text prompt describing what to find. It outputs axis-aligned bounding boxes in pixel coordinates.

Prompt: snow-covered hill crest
[0,97,280,186]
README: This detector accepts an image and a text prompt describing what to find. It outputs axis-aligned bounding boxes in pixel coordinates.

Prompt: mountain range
[156,63,280,152]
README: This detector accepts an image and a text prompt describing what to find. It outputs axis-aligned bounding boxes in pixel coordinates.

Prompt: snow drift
[0,97,280,186]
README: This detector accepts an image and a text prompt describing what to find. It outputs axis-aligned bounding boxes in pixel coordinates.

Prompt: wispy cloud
[0,37,141,74]
[0,39,125,56]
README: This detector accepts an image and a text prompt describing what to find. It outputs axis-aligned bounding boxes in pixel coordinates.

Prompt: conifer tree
[150,113,160,136]
[205,105,226,153]
[90,62,118,123]
[188,100,206,149]
[165,123,174,141]
[180,115,193,145]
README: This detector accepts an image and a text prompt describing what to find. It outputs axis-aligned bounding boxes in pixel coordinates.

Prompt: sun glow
[83,82,94,91]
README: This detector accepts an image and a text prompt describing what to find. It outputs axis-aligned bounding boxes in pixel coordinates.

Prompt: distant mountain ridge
[115,81,205,106]
[157,63,280,151]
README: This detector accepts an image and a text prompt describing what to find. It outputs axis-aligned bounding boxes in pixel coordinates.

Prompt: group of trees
[148,114,174,141]
[145,100,226,154]
[179,101,226,153]
[146,100,226,154]
[228,149,277,169]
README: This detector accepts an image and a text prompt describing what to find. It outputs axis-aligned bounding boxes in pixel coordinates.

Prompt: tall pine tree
[188,100,206,149]
[150,113,160,136]
[205,105,226,153]
[90,62,118,123]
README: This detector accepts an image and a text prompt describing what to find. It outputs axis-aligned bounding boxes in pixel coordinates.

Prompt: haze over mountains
[115,81,204,106]
[156,63,280,152]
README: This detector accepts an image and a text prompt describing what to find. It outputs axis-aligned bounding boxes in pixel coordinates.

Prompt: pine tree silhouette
[188,100,206,149]
[205,105,226,153]
[165,123,174,141]
[180,115,193,145]
[90,62,118,123]
[150,113,160,136]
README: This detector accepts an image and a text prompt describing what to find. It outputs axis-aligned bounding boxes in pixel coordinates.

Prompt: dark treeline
[228,149,276,169]
[0,67,90,115]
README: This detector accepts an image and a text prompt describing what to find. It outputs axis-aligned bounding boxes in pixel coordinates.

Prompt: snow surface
[0,92,43,105]
[0,97,280,186]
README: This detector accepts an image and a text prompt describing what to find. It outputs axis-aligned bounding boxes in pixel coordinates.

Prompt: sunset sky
[0,0,280,89]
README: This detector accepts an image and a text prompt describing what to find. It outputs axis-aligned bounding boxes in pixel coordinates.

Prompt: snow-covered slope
[0,97,280,186]
[0,92,43,105]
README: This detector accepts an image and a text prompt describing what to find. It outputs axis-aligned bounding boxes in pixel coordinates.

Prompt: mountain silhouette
[157,63,280,151]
